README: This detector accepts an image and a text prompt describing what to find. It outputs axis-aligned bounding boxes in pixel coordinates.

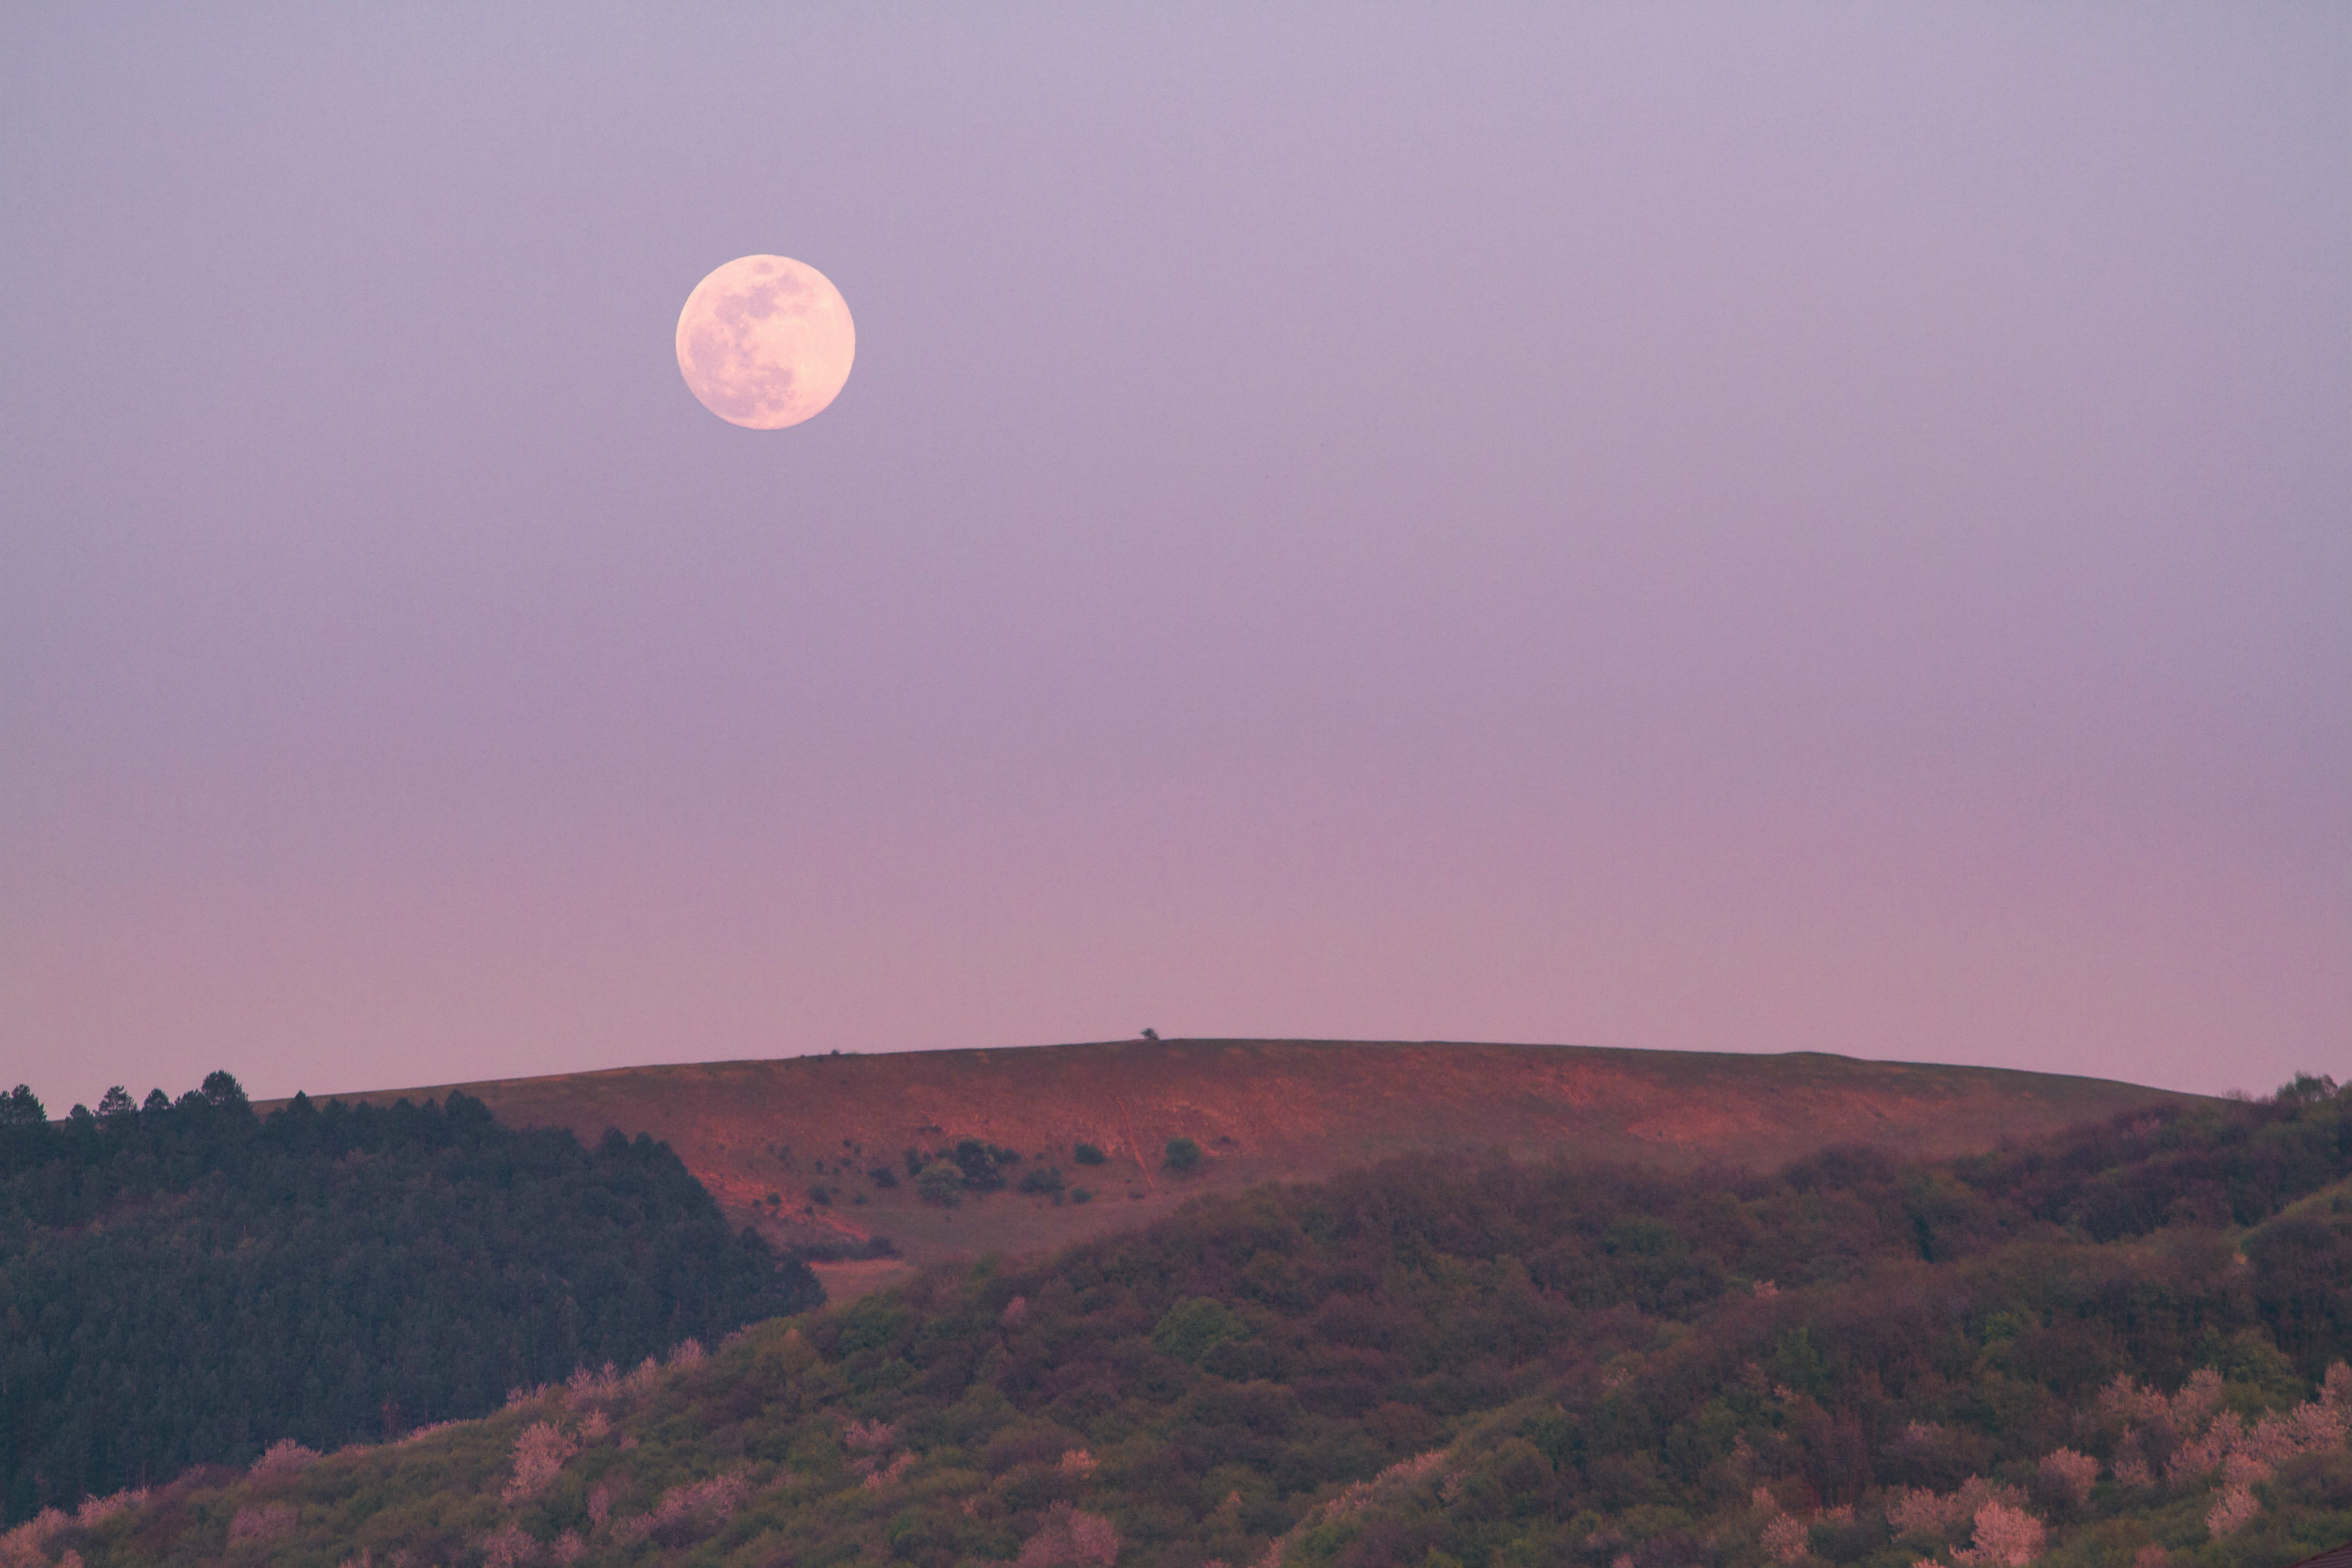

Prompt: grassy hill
[282,1040,2196,1290]
[28,1073,2351,1568]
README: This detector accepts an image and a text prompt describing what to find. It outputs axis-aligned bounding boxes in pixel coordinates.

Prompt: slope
[0,1079,819,1526]
[32,1074,2352,1568]
[280,1039,2194,1282]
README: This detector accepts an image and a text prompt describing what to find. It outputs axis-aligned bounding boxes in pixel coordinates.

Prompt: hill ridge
[272,1038,2195,1280]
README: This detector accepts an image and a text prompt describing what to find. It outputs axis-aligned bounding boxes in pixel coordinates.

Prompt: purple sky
[3,7,2346,1110]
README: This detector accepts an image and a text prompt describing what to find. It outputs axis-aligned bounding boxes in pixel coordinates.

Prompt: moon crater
[675,255,854,429]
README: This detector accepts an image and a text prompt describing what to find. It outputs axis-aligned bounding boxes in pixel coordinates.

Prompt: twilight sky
[3,7,2346,1110]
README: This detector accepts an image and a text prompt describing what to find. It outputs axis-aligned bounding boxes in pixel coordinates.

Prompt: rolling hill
[30,1073,2352,1568]
[280,1039,2195,1292]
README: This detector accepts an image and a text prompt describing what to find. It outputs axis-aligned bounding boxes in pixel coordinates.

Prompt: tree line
[0,1072,820,1524]
[12,1072,2351,1566]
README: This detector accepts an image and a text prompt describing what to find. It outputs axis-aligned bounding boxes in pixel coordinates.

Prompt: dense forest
[9,1075,2351,1568]
[0,1075,821,1526]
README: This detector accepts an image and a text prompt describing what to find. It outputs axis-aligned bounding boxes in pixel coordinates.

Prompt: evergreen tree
[0,1073,821,1522]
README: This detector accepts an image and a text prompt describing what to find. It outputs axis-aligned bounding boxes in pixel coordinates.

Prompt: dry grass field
[274,1038,2195,1276]
[275,1034,2183,1278]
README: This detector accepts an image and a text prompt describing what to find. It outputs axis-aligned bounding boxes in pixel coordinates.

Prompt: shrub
[1153,1298,1245,1364]
[954,1139,1008,1192]
[1018,1501,1119,1567]
[227,1503,296,1549]
[844,1418,898,1453]
[477,1522,537,1567]
[1020,1166,1066,1196]
[2038,1448,2098,1508]
[1072,1143,1107,1166]
[788,1235,900,1263]
[73,1491,143,1529]
[2207,1484,2261,1538]
[917,1162,966,1207]
[503,1420,577,1503]
[249,1439,319,1480]
[1954,1502,2047,1567]
[613,1471,752,1549]
[1164,1137,1203,1175]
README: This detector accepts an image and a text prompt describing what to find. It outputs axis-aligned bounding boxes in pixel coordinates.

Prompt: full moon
[674,255,855,429]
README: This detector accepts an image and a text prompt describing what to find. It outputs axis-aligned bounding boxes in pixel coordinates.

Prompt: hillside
[289,1040,2197,1288]
[28,1074,2351,1568]
[0,1077,817,1526]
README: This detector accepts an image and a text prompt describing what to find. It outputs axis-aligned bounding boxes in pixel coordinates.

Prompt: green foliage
[1151,1298,1247,1364]
[916,1160,967,1206]
[1164,1137,1204,1175]
[1073,1143,1108,1166]
[20,1075,2352,1568]
[0,1073,819,1526]
[1770,1326,1832,1400]
[2207,1325,2307,1403]
[954,1139,1009,1191]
